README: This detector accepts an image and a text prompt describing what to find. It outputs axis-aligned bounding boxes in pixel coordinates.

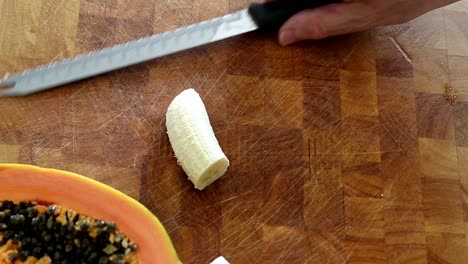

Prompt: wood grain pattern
[1,0,468,263]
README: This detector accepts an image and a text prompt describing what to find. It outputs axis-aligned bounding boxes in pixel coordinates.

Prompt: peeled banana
[210,256,230,264]
[165,88,229,190]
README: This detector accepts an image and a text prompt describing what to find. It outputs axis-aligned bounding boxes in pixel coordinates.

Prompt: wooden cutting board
[1,0,468,263]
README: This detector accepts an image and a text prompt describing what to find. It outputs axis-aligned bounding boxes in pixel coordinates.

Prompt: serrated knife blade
[0,0,337,96]
[0,10,257,97]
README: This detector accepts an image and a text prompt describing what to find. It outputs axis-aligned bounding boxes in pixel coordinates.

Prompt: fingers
[278,2,371,45]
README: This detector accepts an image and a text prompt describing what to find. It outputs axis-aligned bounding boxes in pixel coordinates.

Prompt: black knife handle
[248,0,340,32]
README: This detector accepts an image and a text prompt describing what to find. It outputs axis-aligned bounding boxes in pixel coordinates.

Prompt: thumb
[279,2,366,45]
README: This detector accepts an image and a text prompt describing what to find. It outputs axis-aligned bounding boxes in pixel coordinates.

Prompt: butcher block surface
[1,0,468,263]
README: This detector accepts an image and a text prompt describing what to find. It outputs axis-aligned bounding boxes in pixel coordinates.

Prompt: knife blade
[0,0,337,96]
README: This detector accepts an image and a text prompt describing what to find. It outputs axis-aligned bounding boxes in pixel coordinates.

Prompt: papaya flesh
[1,201,139,263]
[0,164,180,264]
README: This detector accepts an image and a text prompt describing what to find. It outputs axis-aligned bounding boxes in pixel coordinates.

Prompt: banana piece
[210,256,230,264]
[166,88,229,190]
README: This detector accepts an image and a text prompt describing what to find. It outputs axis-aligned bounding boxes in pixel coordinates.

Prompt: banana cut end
[166,88,230,191]
[210,256,230,264]
[194,157,229,190]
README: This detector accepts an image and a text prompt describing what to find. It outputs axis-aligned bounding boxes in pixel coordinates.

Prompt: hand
[277,0,460,45]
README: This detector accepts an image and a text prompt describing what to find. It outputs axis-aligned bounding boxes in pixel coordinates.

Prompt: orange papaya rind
[0,163,181,264]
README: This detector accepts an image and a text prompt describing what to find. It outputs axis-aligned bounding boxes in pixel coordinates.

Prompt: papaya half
[0,164,180,264]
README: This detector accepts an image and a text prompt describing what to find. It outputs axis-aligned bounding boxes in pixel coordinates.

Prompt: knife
[0,0,337,96]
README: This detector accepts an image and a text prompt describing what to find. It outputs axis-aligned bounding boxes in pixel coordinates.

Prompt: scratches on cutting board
[34,0,68,33]
[308,138,312,179]
[388,36,413,65]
